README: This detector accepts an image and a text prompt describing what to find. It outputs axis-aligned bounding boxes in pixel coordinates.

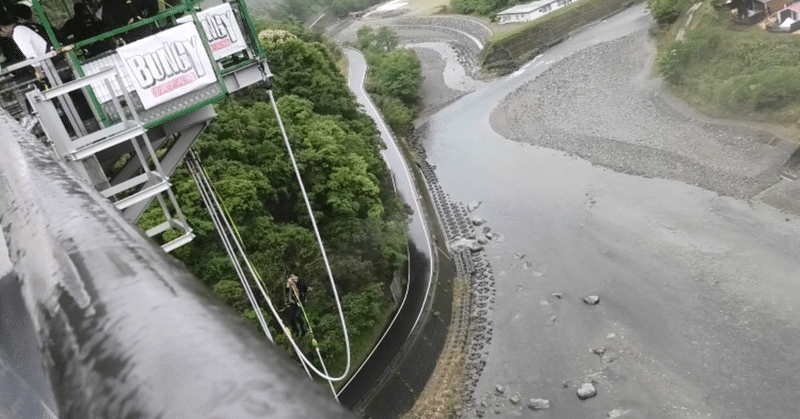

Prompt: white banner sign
[117,23,216,109]
[177,3,248,60]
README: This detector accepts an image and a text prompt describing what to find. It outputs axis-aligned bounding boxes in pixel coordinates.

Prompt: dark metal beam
[0,110,354,419]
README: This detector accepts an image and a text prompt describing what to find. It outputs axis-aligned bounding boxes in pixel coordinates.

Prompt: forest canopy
[356,25,422,137]
[142,26,410,370]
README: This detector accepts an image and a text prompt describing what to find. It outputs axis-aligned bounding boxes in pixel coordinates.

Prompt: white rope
[263,88,352,382]
[189,153,318,380]
[189,141,350,383]
[316,346,338,401]
[186,153,275,343]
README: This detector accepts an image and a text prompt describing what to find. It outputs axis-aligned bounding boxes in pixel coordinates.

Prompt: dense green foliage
[356,26,422,136]
[656,4,800,123]
[142,29,409,370]
[648,0,689,25]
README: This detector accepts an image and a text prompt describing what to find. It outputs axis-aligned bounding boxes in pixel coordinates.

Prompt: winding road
[336,48,436,409]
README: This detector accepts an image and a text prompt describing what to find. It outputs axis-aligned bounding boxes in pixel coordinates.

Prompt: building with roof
[768,2,800,31]
[496,0,577,24]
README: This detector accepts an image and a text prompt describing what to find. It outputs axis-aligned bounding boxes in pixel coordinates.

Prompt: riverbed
[412,4,800,419]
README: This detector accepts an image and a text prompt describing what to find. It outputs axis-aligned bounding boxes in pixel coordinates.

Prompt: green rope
[289,281,319,348]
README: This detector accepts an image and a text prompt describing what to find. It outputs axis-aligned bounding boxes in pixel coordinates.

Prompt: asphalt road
[336,48,435,410]
[415,5,800,419]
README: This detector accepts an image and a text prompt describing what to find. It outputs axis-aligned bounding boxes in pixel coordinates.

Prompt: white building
[496,0,576,24]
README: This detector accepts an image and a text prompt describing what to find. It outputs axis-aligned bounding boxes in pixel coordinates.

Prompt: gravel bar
[491,30,789,200]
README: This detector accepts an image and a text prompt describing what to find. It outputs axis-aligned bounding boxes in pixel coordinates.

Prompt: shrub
[451,0,509,15]
[648,0,686,24]
[749,67,800,110]
[658,28,720,84]
[659,16,800,121]
[375,95,414,136]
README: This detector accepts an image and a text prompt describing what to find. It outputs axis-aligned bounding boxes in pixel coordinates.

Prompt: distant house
[768,2,800,31]
[496,0,576,24]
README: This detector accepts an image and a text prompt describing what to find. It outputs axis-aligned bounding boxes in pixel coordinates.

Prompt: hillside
[654,0,800,126]
[141,26,410,379]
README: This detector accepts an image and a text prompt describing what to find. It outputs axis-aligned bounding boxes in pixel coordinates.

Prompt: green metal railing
[3,0,264,130]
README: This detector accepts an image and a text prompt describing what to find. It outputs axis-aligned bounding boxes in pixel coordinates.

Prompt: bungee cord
[186,151,275,344]
[187,151,319,379]
[186,94,353,381]
[253,75,352,382]
[181,62,354,397]
[288,281,338,399]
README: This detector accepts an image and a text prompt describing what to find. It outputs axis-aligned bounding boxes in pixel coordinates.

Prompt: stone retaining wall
[394,16,493,42]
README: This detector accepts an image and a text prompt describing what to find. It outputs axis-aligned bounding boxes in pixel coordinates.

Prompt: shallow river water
[420,5,800,419]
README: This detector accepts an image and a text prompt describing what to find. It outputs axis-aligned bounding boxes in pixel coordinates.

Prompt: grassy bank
[487,0,609,43]
[482,0,639,71]
[656,2,800,125]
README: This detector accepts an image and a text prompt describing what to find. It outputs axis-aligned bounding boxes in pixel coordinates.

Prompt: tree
[213,280,252,313]
[142,24,410,371]
[373,49,422,105]
[374,26,399,52]
[356,25,375,50]
[353,26,423,138]
[262,38,360,119]
[450,0,512,15]
[375,95,414,135]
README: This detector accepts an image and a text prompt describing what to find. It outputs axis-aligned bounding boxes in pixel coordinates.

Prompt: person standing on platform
[0,15,48,79]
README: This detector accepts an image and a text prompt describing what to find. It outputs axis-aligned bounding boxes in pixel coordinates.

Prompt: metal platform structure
[0,0,268,251]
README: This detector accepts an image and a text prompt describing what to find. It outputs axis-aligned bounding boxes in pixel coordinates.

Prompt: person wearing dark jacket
[0,33,24,64]
[59,3,112,57]
[285,274,308,336]
[101,0,158,42]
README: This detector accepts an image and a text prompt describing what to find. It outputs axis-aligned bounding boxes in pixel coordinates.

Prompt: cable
[289,281,337,398]
[189,144,351,383]
[262,86,352,382]
[184,63,353,386]
[186,153,275,343]
[190,153,316,380]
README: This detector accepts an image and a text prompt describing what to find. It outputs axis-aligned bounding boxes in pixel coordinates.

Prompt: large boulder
[528,398,550,410]
[577,383,597,400]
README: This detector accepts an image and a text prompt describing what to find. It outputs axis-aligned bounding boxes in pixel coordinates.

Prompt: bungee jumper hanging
[187,149,342,391]
[249,60,354,384]
[183,62,353,394]
[285,274,308,336]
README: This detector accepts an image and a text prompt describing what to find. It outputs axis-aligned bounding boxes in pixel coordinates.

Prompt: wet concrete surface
[338,49,436,412]
[414,4,800,419]
[0,238,59,419]
[0,111,356,419]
